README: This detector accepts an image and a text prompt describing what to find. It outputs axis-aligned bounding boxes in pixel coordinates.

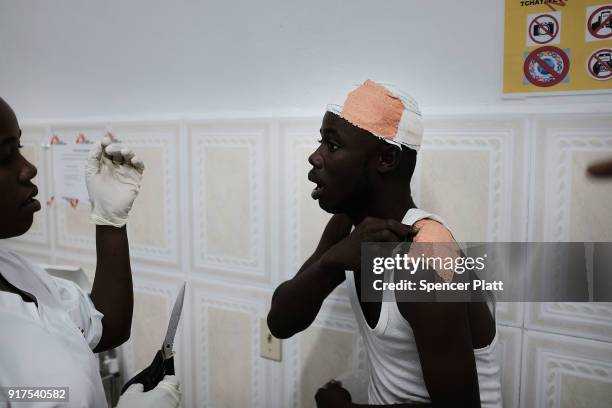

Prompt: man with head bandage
[268,80,502,407]
[0,97,181,407]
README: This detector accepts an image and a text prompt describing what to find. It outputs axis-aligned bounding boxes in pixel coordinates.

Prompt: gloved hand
[85,135,144,227]
[115,375,181,408]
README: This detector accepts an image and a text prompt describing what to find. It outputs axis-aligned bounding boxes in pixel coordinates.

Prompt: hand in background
[587,157,612,178]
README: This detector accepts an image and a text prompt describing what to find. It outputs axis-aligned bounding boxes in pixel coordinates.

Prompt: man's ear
[377,145,401,173]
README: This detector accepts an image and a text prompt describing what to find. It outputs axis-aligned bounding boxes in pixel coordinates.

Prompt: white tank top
[345,208,502,406]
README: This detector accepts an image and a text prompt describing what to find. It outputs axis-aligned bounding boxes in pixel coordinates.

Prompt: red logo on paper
[75,133,88,144]
[50,135,63,145]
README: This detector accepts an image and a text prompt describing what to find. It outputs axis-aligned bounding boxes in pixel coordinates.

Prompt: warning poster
[504,0,612,96]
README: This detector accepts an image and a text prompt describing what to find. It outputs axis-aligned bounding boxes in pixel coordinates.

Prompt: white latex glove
[115,375,181,408]
[85,135,144,227]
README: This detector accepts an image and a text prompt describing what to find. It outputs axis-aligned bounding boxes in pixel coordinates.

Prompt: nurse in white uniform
[0,97,181,408]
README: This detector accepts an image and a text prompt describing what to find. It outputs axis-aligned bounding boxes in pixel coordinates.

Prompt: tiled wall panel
[192,282,269,407]
[521,330,612,408]
[188,121,270,286]
[109,122,182,266]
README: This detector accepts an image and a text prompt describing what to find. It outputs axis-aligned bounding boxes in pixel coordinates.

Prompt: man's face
[0,98,40,239]
[308,112,381,214]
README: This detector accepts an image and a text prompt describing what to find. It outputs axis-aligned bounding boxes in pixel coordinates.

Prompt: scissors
[121,282,186,394]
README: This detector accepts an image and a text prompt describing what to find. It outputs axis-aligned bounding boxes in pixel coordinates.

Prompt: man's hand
[116,375,181,408]
[321,217,416,271]
[315,380,352,408]
[85,134,144,227]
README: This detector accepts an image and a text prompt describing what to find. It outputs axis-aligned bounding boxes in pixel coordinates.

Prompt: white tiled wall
[6,112,612,407]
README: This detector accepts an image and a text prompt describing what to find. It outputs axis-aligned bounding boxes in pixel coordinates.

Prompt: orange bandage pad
[413,219,456,243]
[340,80,405,140]
[413,219,458,283]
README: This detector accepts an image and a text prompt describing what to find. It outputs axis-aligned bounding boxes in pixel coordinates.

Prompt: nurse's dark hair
[0,97,17,125]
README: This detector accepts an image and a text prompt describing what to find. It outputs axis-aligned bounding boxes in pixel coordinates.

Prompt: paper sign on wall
[51,134,93,208]
[504,0,612,96]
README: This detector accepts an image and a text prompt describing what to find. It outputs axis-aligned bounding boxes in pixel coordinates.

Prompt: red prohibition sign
[529,14,559,44]
[587,49,612,80]
[588,5,612,39]
[523,46,570,87]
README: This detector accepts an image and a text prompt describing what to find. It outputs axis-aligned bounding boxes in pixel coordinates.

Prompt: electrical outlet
[260,318,282,361]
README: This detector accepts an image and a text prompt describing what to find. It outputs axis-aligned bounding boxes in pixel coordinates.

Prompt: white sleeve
[51,276,105,350]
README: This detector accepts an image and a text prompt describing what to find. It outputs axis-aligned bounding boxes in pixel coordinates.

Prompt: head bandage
[326,80,423,151]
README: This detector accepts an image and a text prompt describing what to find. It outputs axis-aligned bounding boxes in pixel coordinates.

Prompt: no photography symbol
[529,14,559,44]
